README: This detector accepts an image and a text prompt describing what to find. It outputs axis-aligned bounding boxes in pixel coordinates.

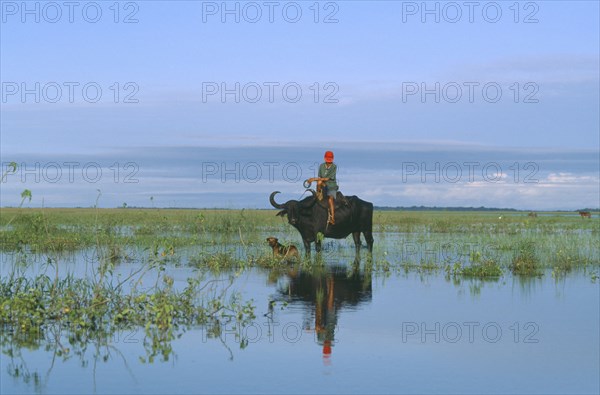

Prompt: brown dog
[266,237,299,261]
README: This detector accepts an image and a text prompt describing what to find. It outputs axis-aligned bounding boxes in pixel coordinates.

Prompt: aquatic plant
[0,256,256,365]
[510,240,542,276]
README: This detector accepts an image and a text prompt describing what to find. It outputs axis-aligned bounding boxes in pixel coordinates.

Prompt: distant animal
[578,211,592,218]
[270,190,374,257]
[266,237,299,260]
[528,212,537,218]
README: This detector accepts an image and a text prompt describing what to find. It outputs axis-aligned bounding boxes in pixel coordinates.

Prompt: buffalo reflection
[274,263,372,360]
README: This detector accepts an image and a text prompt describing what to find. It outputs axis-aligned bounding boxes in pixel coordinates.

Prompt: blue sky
[1,1,599,209]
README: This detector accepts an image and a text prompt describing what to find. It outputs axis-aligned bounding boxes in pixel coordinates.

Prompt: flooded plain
[1,209,599,394]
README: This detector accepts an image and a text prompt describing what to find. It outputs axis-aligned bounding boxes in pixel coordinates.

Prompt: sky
[1,1,599,209]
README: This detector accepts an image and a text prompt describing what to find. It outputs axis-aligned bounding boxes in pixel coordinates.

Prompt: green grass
[1,208,598,275]
[0,208,284,252]
[457,260,503,277]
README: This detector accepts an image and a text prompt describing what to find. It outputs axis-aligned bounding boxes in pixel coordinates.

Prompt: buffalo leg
[352,231,362,255]
[364,230,374,253]
[303,238,311,257]
[315,239,322,254]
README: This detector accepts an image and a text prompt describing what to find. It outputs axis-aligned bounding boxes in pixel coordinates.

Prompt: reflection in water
[1,324,134,394]
[2,264,598,394]
[274,263,372,361]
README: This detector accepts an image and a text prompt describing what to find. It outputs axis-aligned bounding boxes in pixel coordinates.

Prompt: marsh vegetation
[0,207,598,392]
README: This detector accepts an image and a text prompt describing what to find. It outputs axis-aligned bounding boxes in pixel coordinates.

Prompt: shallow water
[1,254,599,394]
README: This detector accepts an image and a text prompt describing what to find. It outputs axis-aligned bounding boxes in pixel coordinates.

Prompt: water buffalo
[269,190,374,256]
[578,211,592,218]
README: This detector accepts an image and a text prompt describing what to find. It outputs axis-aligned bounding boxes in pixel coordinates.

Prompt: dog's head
[266,237,279,247]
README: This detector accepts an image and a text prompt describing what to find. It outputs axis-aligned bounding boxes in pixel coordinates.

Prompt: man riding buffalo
[306,151,338,225]
[269,151,373,257]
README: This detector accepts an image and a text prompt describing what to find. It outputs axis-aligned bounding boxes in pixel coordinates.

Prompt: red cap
[324,151,334,163]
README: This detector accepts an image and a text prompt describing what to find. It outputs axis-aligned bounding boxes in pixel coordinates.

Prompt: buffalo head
[269,190,316,226]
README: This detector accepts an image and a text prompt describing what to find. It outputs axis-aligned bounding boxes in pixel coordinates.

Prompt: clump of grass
[552,250,576,276]
[399,259,440,274]
[418,259,440,271]
[510,240,542,276]
[552,248,596,272]
[439,247,503,278]
[189,252,246,271]
[464,250,502,277]
[460,260,503,277]
[445,256,503,278]
[254,255,296,268]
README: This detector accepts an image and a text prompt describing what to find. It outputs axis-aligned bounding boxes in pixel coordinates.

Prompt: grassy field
[1,207,598,273]
[1,207,598,367]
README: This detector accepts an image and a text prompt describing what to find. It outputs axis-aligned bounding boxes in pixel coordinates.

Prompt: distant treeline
[373,206,600,212]
[374,206,519,211]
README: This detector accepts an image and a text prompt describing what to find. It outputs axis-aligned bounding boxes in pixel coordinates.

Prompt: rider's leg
[328,195,335,224]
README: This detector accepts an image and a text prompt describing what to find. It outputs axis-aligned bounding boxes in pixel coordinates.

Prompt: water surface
[1,255,598,394]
